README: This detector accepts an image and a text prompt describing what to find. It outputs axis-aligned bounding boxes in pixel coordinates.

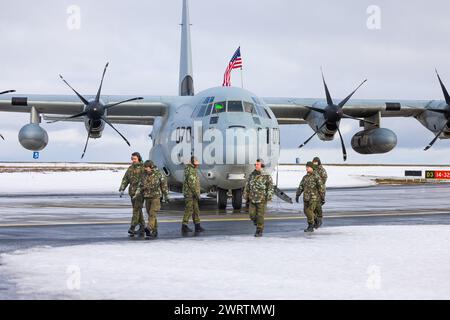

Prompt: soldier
[181,156,204,236]
[296,161,325,233]
[244,159,274,237]
[135,160,169,239]
[119,152,146,237]
[312,156,327,228]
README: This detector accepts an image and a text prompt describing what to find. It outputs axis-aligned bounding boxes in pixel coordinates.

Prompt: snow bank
[1,225,449,299]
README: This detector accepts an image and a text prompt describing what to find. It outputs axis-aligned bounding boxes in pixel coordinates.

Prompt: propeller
[49,63,143,158]
[423,70,450,151]
[0,90,15,95]
[299,70,371,161]
[0,90,15,139]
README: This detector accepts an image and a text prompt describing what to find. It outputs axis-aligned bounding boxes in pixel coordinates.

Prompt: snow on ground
[0,163,449,194]
[1,225,449,299]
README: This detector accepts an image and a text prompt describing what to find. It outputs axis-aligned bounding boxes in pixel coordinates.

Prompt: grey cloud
[1,0,449,163]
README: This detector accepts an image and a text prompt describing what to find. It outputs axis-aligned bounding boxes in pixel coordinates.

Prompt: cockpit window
[197,104,207,117]
[227,101,243,112]
[205,103,213,116]
[251,97,260,105]
[208,96,215,103]
[244,102,256,114]
[212,101,226,114]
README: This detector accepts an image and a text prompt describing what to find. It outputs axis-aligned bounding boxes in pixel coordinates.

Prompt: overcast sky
[0,0,449,164]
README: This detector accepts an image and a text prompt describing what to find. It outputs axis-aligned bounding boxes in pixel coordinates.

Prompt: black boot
[144,227,151,239]
[304,223,314,233]
[254,228,263,237]
[181,224,192,236]
[128,225,136,237]
[136,225,145,237]
[314,218,323,229]
[151,230,158,239]
[195,223,205,233]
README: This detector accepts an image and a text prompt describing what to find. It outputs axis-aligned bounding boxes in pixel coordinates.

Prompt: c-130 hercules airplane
[1,0,450,209]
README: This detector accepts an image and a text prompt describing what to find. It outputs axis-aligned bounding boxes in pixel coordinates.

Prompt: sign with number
[33,152,39,159]
[425,170,450,179]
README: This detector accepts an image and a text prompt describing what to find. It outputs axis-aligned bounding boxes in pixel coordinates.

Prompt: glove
[119,191,124,198]
[321,199,326,205]
[295,195,299,203]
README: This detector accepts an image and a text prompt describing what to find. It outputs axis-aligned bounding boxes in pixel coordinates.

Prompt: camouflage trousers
[130,195,145,228]
[303,200,320,225]
[145,197,161,232]
[249,201,267,230]
[314,203,323,219]
[182,196,200,225]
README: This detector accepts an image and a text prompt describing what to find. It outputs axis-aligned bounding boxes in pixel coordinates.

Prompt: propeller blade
[0,134,4,140]
[338,79,368,108]
[298,121,327,148]
[104,97,144,110]
[336,126,347,161]
[426,108,447,115]
[0,90,15,95]
[81,121,94,159]
[321,69,333,106]
[46,111,88,124]
[341,114,377,125]
[435,69,450,105]
[304,105,326,114]
[59,75,89,105]
[101,116,131,146]
[95,62,109,103]
[424,123,447,151]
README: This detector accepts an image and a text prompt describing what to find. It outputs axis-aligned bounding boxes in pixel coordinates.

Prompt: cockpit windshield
[227,101,243,112]
[194,98,270,118]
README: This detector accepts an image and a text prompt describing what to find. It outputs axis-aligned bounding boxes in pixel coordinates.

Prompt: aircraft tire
[232,188,243,210]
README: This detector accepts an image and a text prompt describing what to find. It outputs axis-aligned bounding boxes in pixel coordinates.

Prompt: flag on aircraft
[222,47,242,86]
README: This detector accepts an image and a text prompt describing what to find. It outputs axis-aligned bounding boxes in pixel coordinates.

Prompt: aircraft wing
[264,97,431,123]
[0,94,171,125]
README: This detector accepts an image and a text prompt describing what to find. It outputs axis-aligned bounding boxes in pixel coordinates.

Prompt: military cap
[313,156,321,165]
[144,160,155,168]
[306,161,314,169]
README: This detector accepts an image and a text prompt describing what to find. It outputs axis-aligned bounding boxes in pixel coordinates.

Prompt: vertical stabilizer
[179,0,194,96]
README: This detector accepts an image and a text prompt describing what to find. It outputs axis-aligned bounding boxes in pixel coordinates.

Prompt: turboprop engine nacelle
[84,118,105,139]
[351,128,397,154]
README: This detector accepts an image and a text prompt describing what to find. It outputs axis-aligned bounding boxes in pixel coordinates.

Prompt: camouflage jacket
[296,172,325,202]
[244,169,274,204]
[316,165,328,184]
[182,164,201,198]
[119,163,144,196]
[136,169,169,200]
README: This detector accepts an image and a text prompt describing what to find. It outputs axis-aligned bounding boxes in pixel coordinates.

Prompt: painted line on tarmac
[0,210,449,228]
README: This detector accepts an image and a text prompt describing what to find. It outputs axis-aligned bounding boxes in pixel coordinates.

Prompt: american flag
[222,47,242,87]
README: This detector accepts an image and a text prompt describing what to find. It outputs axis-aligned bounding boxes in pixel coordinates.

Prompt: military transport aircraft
[1,0,449,209]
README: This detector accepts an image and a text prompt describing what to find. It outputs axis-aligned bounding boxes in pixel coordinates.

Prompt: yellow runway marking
[0,210,448,228]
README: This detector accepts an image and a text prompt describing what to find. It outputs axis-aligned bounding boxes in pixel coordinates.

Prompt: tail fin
[179,0,194,96]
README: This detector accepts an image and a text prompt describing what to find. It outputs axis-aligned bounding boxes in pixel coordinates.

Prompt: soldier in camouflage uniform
[296,161,325,233]
[312,156,327,228]
[135,160,169,239]
[119,152,145,236]
[244,159,274,237]
[181,156,204,236]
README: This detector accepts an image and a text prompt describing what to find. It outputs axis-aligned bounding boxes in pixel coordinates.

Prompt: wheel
[217,188,228,210]
[232,188,243,210]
